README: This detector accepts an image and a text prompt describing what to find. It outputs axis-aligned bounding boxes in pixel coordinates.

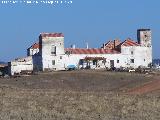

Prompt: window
[79,59,83,65]
[51,45,56,54]
[60,56,62,59]
[93,60,97,65]
[117,60,119,63]
[131,51,133,55]
[65,51,72,55]
[52,60,55,65]
[31,49,34,55]
[65,51,69,55]
[144,59,145,62]
[130,59,134,63]
[144,35,148,38]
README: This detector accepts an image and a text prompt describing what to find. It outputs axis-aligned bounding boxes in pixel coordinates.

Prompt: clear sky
[0,0,159,61]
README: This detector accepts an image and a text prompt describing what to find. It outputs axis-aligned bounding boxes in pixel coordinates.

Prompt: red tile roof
[84,57,106,60]
[65,48,120,54]
[104,40,113,46]
[101,39,121,50]
[121,39,140,46]
[29,43,39,49]
[40,33,64,37]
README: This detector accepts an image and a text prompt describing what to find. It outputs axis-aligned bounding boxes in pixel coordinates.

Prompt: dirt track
[128,79,160,94]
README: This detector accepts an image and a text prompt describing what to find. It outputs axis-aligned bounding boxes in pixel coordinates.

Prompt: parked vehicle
[66,65,77,71]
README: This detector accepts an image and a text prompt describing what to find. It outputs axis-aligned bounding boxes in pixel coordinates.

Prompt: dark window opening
[79,59,83,65]
[51,46,56,54]
[130,59,134,63]
[131,51,133,55]
[65,51,72,55]
[93,60,97,65]
[52,60,55,65]
[144,35,147,38]
[117,60,119,63]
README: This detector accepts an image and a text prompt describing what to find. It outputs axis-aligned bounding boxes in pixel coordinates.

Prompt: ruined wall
[103,41,114,49]
[137,29,152,47]
[137,29,152,66]
[103,39,121,50]
[9,56,33,75]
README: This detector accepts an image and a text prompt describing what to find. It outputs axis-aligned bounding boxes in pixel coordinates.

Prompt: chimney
[114,39,121,48]
[71,44,75,49]
[86,42,89,49]
[103,43,105,49]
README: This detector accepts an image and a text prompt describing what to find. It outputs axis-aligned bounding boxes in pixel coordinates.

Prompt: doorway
[110,60,114,68]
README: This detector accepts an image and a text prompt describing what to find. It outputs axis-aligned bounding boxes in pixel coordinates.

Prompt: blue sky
[0,0,159,61]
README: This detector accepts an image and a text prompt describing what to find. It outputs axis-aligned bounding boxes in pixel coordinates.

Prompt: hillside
[0,61,7,65]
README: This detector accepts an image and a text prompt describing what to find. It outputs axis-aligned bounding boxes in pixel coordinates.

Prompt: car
[66,65,77,71]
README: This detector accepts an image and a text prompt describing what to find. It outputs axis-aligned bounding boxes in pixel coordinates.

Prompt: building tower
[39,33,65,71]
[137,29,152,67]
[137,29,152,47]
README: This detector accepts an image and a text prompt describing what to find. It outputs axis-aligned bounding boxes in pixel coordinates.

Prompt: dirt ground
[0,70,160,120]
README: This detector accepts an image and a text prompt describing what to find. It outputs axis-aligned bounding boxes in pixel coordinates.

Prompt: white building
[38,33,65,71]
[8,56,33,75]
[27,42,39,56]
[9,29,152,75]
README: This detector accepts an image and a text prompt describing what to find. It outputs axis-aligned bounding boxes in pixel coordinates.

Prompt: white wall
[54,53,126,70]
[9,56,33,75]
[28,48,39,56]
[41,36,65,71]
[121,46,152,68]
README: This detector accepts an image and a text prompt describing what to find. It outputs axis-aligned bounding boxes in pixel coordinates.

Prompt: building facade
[9,29,152,75]
[27,43,39,56]
[8,56,33,75]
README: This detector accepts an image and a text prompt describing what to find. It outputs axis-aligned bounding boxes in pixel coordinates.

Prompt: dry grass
[0,70,160,120]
